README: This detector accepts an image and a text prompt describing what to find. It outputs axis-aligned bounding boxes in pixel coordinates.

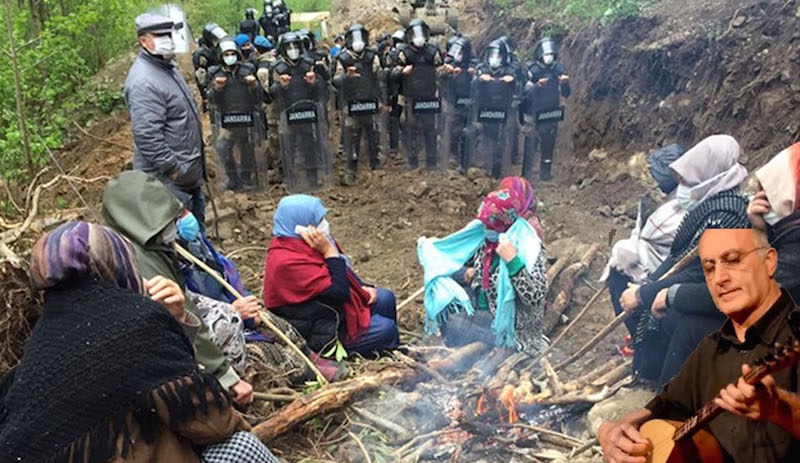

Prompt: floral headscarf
[498,176,544,240]
[476,187,528,289]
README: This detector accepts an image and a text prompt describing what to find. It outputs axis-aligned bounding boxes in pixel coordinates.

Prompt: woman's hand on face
[747,190,771,231]
[145,276,187,322]
[299,225,338,258]
[496,236,517,263]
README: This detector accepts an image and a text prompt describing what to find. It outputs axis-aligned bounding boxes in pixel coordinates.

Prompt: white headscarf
[755,142,800,221]
[669,134,748,203]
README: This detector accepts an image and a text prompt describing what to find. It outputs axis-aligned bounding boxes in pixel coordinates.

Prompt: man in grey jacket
[125,12,207,225]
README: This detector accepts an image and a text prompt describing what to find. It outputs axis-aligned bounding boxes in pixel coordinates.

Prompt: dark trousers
[215,129,256,189]
[522,121,558,179]
[608,268,640,336]
[344,287,400,356]
[186,187,206,233]
[403,109,438,170]
[440,309,496,348]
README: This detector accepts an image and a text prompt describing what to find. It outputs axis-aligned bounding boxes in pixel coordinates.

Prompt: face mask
[675,185,698,211]
[317,218,330,236]
[223,54,238,66]
[763,209,783,226]
[152,35,176,60]
[489,56,502,69]
[543,53,554,65]
[485,229,500,243]
[177,212,200,242]
[412,36,425,48]
[286,46,300,60]
[352,40,365,53]
[242,47,253,58]
[159,221,178,244]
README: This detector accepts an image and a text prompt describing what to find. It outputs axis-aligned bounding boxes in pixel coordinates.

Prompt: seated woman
[264,195,400,359]
[0,221,278,463]
[616,135,750,383]
[418,177,548,355]
[601,144,687,336]
[175,209,308,383]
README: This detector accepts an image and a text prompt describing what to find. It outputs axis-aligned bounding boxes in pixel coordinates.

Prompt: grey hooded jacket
[124,50,205,202]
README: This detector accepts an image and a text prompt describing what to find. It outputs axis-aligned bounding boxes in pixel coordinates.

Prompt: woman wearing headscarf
[616,135,751,383]
[418,177,548,354]
[264,195,400,364]
[0,221,278,463]
[602,144,687,336]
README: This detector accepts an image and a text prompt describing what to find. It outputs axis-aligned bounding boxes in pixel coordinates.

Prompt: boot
[344,159,358,186]
[539,160,552,181]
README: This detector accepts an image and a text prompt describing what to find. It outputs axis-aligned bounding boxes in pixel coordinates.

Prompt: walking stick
[172,242,328,385]
[544,246,699,376]
[397,286,425,313]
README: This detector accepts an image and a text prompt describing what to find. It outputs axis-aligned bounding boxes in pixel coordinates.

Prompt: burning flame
[475,372,555,423]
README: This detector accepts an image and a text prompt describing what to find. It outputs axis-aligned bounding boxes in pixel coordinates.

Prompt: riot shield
[279,100,334,193]
[403,64,446,170]
[213,110,266,191]
[465,79,513,179]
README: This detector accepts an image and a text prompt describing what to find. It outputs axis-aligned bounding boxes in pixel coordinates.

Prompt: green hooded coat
[102,171,239,390]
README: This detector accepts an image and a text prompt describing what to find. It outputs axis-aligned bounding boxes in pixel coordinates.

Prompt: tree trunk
[4,0,34,180]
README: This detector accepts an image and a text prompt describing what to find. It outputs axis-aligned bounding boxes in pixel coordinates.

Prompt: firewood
[537,282,607,361]
[540,357,563,396]
[543,244,599,335]
[590,358,632,388]
[561,356,624,392]
[252,342,490,442]
[546,256,569,284]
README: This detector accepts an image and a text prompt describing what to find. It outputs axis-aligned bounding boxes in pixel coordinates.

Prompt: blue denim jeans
[344,287,400,356]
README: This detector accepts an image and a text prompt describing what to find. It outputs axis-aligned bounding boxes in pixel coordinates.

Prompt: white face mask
[286,45,300,60]
[543,53,554,65]
[317,218,330,236]
[763,209,783,226]
[223,54,238,66]
[352,40,365,53]
[675,185,698,211]
[152,35,176,60]
[412,36,425,48]
[489,56,502,69]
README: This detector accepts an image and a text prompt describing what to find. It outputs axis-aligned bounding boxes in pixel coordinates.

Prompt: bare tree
[3,0,34,180]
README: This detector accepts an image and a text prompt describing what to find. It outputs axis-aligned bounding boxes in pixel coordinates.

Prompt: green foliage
[183,0,331,36]
[489,0,648,28]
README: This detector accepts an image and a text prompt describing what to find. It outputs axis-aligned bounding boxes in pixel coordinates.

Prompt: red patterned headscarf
[498,176,544,241]
[475,187,528,289]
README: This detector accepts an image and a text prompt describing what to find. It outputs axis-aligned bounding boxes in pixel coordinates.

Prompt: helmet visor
[540,40,557,55]
[410,25,426,46]
[350,29,365,52]
[486,48,503,68]
[448,42,463,62]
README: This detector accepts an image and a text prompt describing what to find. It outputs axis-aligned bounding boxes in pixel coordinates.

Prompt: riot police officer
[208,37,261,191]
[259,1,279,41]
[254,36,279,169]
[273,0,292,36]
[192,23,226,114]
[521,37,570,181]
[464,38,516,179]
[440,35,475,168]
[269,32,331,190]
[392,19,443,170]
[240,8,259,43]
[496,35,525,165]
[333,24,387,185]
[381,29,406,158]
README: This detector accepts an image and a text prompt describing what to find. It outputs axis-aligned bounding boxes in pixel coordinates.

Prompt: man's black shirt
[645,289,800,462]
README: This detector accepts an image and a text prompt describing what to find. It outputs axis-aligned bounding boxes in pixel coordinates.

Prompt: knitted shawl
[0,279,228,463]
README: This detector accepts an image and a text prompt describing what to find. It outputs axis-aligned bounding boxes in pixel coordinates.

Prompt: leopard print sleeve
[511,250,549,355]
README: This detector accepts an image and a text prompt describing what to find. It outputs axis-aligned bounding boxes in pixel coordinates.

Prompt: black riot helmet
[534,37,559,66]
[202,23,227,48]
[497,35,517,62]
[297,28,316,51]
[446,36,471,65]
[406,19,430,49]
[278,31,304,61]
[484,39,508,70]
[345,24,369,54]
[391,28,406,46]
[245,8,257,19]
[263,0,274,15]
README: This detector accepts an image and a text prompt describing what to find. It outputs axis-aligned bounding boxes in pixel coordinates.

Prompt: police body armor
[399,43,443,170]
[259,14,279,40]
[382,46,403,155]
[522,61,569,181]
[240,19,259,41]
[209,62,264,190]
[440,63,473,168]
[192,47,219,107]
[464,65,514,179]
[272,58,333,192]
[338,49,380,113]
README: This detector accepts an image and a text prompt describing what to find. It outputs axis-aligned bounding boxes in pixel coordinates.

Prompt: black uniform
[259,11,279,40]
[334,47,386,178]
[440,37,475,168]
[393,42,443,170]
[521,45,570,181]
[466,62,516,179]
[209,61,260,190]
[240,19,259,42]
[192,44,219,113]
[382,45,403,156]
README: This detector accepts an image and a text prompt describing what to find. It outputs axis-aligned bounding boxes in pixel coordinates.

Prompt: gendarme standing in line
[124,12,207,226]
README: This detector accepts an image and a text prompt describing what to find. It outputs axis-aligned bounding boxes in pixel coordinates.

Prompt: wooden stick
[591,358,632,387]
[397,286,424,312]
[502,423,583,446]
[540,357,563,396]
[543,244,599,335]
[253,392,300,402]
[351,406,408,437]
[546,247,699,376]
[569,437,599,458]
[537,282,607,360]
[347,430,372,463]
[172,242,328,385]
[546,255,569,283]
